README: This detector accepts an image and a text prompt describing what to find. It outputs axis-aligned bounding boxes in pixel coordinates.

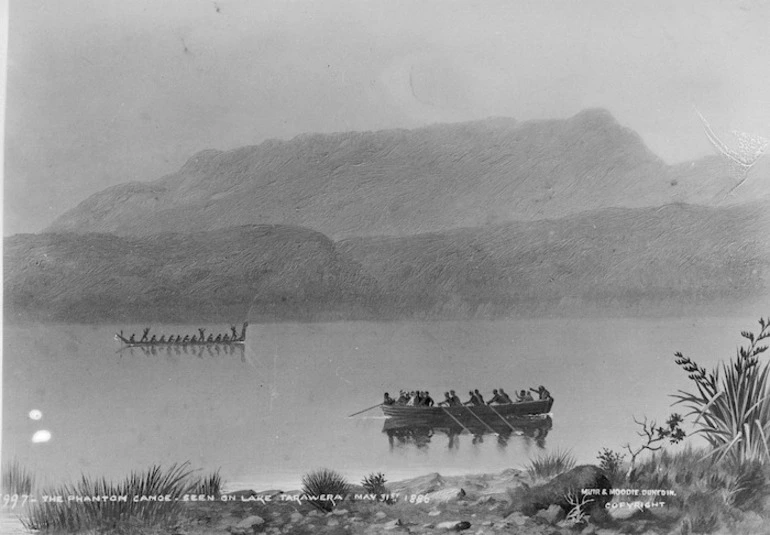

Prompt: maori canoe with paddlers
[115,322,248,347]
[381,397,554,420]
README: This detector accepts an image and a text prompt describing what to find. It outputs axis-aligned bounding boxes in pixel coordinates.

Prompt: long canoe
[115,322,248,347]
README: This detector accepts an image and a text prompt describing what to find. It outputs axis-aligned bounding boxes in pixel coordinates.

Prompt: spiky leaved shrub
[2,459,35,495]
[362,472,386,494]
[22,463,196,532]
[525,449,576,481]
[301,468,350,512]
[673,318,770,467]
[192,469,222,498]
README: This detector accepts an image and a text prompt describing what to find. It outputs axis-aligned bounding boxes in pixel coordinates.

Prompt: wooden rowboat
[381,397,553,420]
[382,414,553,436]
[115,322,248,347]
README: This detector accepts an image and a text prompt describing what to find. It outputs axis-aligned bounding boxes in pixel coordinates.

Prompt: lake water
[2,315,765,493]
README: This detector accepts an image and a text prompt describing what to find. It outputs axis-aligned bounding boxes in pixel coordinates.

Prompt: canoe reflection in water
[383,414,552,451]
[117,343,246,362]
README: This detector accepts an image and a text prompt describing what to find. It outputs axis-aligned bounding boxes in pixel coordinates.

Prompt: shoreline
[11,461,770,534]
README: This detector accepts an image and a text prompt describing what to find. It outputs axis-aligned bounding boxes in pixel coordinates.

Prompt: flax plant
[1,459,35,495]
[673,318,770,466]
[301,468,351,512]
[23,463,196,532]
[193,469,223,498]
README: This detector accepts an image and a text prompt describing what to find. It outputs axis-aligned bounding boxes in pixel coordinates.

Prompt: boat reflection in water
[383,414,552,451]
[117,343,246,362]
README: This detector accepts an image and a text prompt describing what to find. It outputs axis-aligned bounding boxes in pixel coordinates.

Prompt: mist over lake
[3,315,762,492]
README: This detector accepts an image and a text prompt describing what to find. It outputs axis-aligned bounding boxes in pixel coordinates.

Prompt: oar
[440,406,473,435]
[461,404,499,435]
[348,403,383,417]
[487,404,518,433]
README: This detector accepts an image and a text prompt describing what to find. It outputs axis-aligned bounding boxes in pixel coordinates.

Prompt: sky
[3,0,770,236]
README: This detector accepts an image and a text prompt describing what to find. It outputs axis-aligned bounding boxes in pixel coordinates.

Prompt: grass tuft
[525,449,576,481]
[362,472,393,503]
[22,463,196,532]
[1,459,35,495]
[192,469,223,498]
[301,468,350,512]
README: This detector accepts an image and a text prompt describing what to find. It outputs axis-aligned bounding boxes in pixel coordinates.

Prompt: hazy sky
[4,0,770,235]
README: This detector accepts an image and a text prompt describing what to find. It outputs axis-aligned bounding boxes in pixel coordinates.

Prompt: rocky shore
[170,466,770,535]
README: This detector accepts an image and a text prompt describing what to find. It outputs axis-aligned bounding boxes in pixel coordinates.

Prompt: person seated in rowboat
[207,334,214,342]
[182,335,190,343]
[214,334,222,342]
[439,392,460,407]
[498,388,513,404]
[396,390,409,404]
[158,335,166,343]
[223,333,230,342]
[474,389,485,405]
[383,392,396,405]
[150,335,157,343]
[422,391,434,407]
[487,389,504,404]
[406,391,417,406]
[516,389,534,402]
[129,333,136,343]
[530,385,552,400]
[463,390,478,406]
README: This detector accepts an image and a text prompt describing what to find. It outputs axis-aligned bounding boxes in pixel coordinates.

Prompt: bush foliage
[362,472,388,494]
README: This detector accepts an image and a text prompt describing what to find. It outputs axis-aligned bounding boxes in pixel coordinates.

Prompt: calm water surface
[2,317,761,492]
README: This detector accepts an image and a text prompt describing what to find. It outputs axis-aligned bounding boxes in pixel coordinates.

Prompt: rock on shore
[508,465,613,516]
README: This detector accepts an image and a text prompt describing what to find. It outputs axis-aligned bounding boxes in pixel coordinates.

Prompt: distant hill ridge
[46,109,768,239]
[10,202,768,323]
